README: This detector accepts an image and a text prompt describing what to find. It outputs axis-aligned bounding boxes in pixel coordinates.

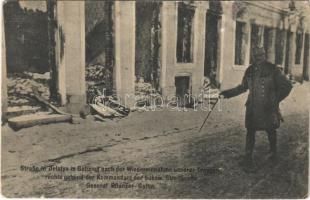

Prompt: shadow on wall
[3,1,48,74]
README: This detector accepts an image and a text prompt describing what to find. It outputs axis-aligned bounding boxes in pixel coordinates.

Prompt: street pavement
[1,82,309,198]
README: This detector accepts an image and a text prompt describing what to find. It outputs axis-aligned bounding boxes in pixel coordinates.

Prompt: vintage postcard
[1,0,309,198]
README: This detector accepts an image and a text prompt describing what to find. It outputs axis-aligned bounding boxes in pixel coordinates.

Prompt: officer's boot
[244,130,255,171]
[267,130,277,161]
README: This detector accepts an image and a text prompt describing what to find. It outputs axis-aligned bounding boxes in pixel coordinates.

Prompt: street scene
[1,82,309,198]
[1,0,310,198]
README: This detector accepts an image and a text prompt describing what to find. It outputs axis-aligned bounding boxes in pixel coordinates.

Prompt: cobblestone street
[1,82,309,198]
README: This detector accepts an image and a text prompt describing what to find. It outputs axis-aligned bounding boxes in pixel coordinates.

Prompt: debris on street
[134,78,161,110]
[89,94,130,119]
[90,103,123,118]
[85,64,113,103]
[202,76,220,99]
[8,112,73,130]
[6,72,74,130]
[7,72,50,106]
[85,64,130,120]
[32,87,70,116]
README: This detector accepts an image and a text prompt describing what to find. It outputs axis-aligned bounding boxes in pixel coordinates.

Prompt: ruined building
[2,1,310,115]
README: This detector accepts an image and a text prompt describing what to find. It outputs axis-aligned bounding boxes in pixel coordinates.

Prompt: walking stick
[198,97,220,132]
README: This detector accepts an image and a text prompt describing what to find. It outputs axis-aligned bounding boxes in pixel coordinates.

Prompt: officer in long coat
[220,47,292,168]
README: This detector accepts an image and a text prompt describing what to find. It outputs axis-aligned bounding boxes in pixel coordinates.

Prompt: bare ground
[1,82,309,198]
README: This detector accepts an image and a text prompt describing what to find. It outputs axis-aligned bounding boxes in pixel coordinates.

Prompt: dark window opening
[263,27,271,54]
[204,11,220,87]
[303,34,309,80]
[234,21,247,65]
[250,24,263,64]
[295,33,303,65]
[176,3,195,63]
[275,29,286,65]
[135,2,161,91]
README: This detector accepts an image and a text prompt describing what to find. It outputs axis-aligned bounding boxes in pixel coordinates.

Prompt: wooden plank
[8,112,72,130]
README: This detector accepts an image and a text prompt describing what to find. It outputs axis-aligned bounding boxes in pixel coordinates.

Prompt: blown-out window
[176,3,195,63]
[295,33,303,65]
[234,21,247,65]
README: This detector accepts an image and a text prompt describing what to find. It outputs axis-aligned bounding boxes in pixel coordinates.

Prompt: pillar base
[65,94,86,114]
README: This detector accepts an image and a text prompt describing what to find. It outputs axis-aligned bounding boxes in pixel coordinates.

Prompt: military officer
[220,47,292,170]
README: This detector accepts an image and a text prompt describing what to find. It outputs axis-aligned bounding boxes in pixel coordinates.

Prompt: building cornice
[244,1,288,15]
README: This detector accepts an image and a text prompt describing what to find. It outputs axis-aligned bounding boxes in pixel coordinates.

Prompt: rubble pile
[86,64,113,103]
[202,76,220,99]
[84,64,130,119]
[8,72,50,106]
[134,78,160,107]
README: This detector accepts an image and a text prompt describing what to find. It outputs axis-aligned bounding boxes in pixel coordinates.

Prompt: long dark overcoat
[222,61,292,131]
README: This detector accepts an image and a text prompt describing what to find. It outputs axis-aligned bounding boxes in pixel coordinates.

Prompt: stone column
[221,1,238,89]
[280,29,287,67]
[2,11,7,118]
[266,28,277,63]
[56,1,86,113]
[191,4,206,97]
[114,1,136,107]
[287,31,296,75]
[217,14,224,85]
[303,34,310,80]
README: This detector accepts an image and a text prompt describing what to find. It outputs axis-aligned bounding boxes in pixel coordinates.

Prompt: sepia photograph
[1,0,309,198]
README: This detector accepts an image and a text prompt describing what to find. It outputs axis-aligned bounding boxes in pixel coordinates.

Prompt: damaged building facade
[2,1,310,115]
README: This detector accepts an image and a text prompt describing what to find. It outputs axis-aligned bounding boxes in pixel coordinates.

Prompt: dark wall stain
[58,25,65,62]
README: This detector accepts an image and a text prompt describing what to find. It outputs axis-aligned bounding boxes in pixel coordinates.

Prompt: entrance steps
[6,106,42,119]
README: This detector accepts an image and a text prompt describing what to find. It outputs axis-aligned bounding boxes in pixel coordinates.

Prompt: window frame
[233,20,251,70]
[175,2,196,64]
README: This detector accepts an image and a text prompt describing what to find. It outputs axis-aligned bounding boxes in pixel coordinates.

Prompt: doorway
[175,76,190,106]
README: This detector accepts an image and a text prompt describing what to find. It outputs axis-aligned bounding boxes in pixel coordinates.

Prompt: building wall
[3,1,309,114]
[220,1,310,89]
[55,1,86,113]
[114,1,136,107]
[160,2,208,99]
